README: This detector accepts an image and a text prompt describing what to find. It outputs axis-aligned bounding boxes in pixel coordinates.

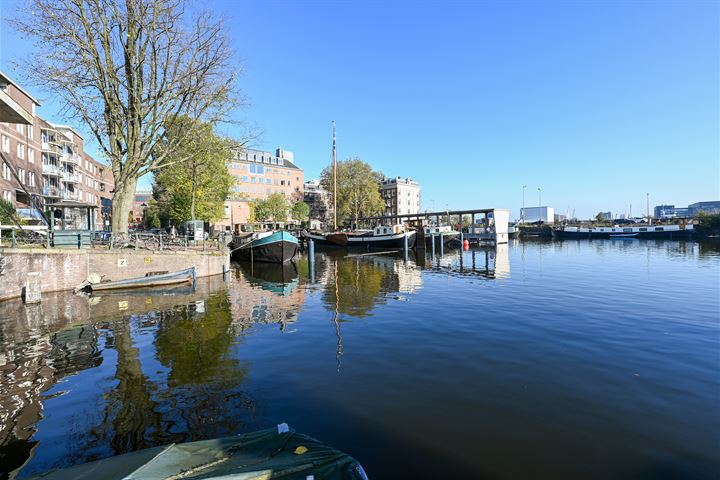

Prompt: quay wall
[0,248,229,301]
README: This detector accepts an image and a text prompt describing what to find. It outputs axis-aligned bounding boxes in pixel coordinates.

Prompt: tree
[11,0,240,233]
[291,202,310,223]
[320,158,384,227]
[153,118,233,224]
[0,199,19,225]
[252,193,289,222]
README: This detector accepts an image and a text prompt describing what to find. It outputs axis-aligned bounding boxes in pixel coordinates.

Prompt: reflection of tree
[153,293,253,440]
[108,320,162,454]
[321,257,387,318]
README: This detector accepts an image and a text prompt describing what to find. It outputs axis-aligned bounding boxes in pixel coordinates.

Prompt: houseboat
[424,225,460,245]
[554,224,694,239]
[305,224,416,249]
[231,223,299,263]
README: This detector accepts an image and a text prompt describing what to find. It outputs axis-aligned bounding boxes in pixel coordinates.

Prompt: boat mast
[332,121,337,230]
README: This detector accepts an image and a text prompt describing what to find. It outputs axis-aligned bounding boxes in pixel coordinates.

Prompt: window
[257,165,264,174]
[28,125,33,140]
[250,164,256,173]
[2,163,10,180]
[267,188,271,194]
[28,148,34,163]
[242,165,247,171]
[242,175,248,182]
[18,168,25,184]
[28,172,35,187]
[266,178,271,184]
[1,136,9,153]
[274,179,279,185]
[3,191,12,201]
[17,143,24,159]
[281,180,285,186]
[251,177,256,183]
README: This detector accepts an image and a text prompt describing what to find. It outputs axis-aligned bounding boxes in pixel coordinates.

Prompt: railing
[41,142,63,155]
[61,170,80,183]
[43,185,60,197]
[61,190,80,200]
[0,227,47,248]
[61,153,81,165]
[42,164,62,176]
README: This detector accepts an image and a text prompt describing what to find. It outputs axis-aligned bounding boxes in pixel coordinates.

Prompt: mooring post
[77,233,81,249]
[11,228,16,248]
[431,233,436,259]
[159,233,163,251]
[24,272,41,304]
[439,235,444,256]
[460,229,464,246]
[308,238,315,282]
[403,232,409,262]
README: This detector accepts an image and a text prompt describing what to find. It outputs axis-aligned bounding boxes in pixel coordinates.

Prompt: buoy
[463,239,469,247]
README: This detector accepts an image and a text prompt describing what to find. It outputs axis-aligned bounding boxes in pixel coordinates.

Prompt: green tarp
[28,425,368,480]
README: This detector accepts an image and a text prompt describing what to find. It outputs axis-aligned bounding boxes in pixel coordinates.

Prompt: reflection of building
[304,179,332,228]
[380,177,421,217]
[0,71,114,229]
[215,148,305,232]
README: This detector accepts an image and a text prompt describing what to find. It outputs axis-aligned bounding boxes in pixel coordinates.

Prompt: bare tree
[11,0,240,232]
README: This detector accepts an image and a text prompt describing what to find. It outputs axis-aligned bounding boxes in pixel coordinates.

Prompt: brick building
[0,71,114,229]
[214,147,304,232]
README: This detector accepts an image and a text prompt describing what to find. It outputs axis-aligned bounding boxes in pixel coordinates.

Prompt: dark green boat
[26,425,368,480]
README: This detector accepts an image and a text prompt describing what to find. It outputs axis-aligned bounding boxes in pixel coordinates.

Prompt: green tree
[153,118,234,224]
[0,199,19,225]
[252,193,290,222]
[320,158,384,227]
[291,201,310,223]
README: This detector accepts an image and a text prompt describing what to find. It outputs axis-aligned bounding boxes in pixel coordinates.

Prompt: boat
[424,225,460,246]
[508,225,519,238]
[78,267,196,292]
[554,224,695,239]
[25,424,368,480]
[231,230,299,263]
[305,224,416,250]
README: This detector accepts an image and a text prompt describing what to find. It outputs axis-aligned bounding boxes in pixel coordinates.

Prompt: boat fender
[277,422,290,434]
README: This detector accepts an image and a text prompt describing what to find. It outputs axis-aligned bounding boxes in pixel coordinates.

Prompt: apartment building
[303,179,332,227]
[0,71,43,222]
[380,176,421,218]
[215,148,304,232]
[0,71,114,229]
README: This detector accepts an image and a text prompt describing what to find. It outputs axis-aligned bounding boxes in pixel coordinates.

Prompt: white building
[380,177,421,217]
[520,206,555,223]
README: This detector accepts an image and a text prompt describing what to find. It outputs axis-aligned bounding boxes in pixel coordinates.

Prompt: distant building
[520,206,554,223]
[304,179,332,228]
[654,201,719,219]
[215,147,304,233]
[597,211,612,221]
[380,176,421,218]
[688,201,720,216]
[131,191,152,226]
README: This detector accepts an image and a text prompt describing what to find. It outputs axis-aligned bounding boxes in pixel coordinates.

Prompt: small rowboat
[84,266,196,292]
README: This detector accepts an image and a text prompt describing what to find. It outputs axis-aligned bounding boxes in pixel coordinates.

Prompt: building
[654,201,719,219]
[380,177,421,218]
[130,190,152,227]
[520,206,555,223]
[688,201,720,216]
[303,179,332,228]
[215,148,304,232]
[0,71,113,229]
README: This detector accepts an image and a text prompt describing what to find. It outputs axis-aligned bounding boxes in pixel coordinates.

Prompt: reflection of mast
[333,257,343,371]
[332,121,338,230]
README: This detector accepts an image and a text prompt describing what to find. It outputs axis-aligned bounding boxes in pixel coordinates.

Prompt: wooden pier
[357,208,510,244]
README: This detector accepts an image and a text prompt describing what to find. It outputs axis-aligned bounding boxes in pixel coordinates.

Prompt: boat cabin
[424,225,453,235]
[373,224,405,236]
[236,221,300,234]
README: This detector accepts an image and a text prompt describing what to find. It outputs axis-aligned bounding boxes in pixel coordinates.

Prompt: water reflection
[1,241,717,479]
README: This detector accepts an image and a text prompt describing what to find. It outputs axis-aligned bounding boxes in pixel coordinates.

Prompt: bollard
[460,230,464,245]
[431,233,436,258]
[308,238,315,282]
[24,272,41,304]
[159,234,163,251]
[77,233,82,249]
[11,228,17,248]
[403,232,409,262]
[439,234,444,256]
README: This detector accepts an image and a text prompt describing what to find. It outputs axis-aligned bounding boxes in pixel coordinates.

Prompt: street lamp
[537,188,542,206]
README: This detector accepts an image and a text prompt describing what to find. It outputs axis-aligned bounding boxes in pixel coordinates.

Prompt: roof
[0,70,42,106]
[283,159,300,170]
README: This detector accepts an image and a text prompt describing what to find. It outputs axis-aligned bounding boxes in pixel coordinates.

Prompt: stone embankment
[0,248,229,301]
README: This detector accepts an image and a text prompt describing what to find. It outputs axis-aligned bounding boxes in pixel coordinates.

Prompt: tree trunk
[111,177,138,234]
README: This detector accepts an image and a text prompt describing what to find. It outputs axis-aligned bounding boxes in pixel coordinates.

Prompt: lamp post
[538,188,542,206]
[522,185,527,223]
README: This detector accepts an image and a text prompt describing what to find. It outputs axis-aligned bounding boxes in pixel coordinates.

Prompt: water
[1,239,718,479]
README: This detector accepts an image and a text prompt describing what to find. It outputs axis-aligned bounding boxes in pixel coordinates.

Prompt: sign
[117,258,127,267]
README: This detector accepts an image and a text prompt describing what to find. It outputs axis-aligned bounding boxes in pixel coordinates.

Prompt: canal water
[1,239,718,479]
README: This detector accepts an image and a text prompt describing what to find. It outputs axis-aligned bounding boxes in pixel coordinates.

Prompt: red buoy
[463,239,470,249]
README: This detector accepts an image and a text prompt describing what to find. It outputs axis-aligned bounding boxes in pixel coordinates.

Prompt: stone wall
[0,248,229,301]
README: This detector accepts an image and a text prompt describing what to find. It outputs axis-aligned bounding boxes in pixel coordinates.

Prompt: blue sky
[1,0,718,218]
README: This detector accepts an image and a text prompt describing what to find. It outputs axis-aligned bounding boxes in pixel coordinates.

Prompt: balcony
[43,185,60,197]
[61,190,80,200]
[61,152,81,165]
[61,170,80,183]
[42,163,62,177]
[41,142,63,155]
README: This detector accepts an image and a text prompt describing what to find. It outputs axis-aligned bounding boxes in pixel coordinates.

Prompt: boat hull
[555,228,694,239]
[425,232,459,245]
[306,231,416,250]
[232,231,299,263]
[89,267,196,291]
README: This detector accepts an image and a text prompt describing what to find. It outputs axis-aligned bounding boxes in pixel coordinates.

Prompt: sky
[1,0,718,219]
